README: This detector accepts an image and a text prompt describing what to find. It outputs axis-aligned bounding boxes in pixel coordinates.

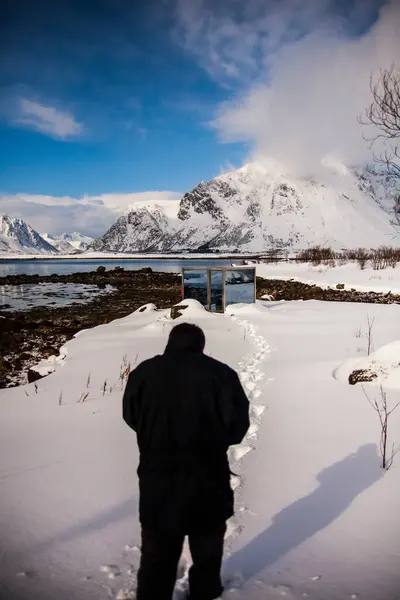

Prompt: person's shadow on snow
[224,444,384,582]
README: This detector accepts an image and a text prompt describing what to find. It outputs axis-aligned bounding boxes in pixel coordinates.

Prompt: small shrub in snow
[119,355,131,389]
[295,246,400,270]
[366,315,375,356]
[356,249,370,270]
[363,386,400,470]
[296,246,336,265]
[78,392,89,403]
[371,247,400,270]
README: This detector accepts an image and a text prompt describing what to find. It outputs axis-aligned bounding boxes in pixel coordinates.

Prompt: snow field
[1,298,400,600]
[256,261,400,295]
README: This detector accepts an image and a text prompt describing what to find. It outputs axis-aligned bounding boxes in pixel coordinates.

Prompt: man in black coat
[123,322,250,600]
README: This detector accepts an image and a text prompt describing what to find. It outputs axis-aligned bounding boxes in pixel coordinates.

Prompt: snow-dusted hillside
[0,215,58,255]
[41,233,79,254]
[59,232,93,251]
[90,162,400,253]
[40,232,92,254]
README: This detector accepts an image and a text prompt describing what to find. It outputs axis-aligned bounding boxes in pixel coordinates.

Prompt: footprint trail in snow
[224,316,270,592]
[115,315,270,600]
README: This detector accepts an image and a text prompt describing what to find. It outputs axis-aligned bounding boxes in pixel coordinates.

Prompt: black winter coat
[123,347,249,534]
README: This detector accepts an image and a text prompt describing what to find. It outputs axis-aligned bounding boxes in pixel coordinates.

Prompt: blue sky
[0,0,395,236]
[0,0,247,197]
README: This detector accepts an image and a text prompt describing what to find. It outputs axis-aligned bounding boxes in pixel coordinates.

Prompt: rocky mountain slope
[40,233,79,254]
[0,215,58,255]
[40,232,93,254]
[89,202,179,253]
[58,232,93,251]
[90,161,400,253]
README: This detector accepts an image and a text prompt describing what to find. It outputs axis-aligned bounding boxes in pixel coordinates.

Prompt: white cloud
[175,0,400,174]
[16,98,83,139]
[0,191,182,238]
[174,0,336,85]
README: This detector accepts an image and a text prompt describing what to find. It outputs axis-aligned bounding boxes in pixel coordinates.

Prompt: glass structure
[182,267,256,313]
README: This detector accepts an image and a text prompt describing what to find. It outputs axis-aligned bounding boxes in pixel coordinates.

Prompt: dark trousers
[136,523,226,600]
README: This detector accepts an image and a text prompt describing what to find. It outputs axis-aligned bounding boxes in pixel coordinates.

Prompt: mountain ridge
[0,215,58,255]
[0,215,94,255]
[89,162,400,253]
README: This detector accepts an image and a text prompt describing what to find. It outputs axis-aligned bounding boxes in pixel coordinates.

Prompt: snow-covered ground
[256,262,400,294]
[1,299,400,600]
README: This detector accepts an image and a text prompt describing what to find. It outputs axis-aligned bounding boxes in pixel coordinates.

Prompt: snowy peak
[91,205,167,253]
[89,163,400,253]
[58,232,93,250]
[90,202,179,253]
[0,215,58,255]
[41,232,93,253]
[40,233,80,254]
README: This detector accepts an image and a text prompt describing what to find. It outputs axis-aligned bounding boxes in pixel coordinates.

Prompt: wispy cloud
[173,0,398,174]
[16,98,83,139]
[0,191,182,238]
[173,0,338,86]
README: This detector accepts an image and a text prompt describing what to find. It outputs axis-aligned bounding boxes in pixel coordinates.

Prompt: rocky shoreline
[1,268,399,388]
[0,268,181,388]
[256,278,400,304]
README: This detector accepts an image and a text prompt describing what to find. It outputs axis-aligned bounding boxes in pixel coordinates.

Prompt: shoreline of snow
[257,262,400,294]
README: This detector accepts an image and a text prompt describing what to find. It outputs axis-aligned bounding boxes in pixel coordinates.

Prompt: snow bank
[335,340,400,390]
[257,261,400,294]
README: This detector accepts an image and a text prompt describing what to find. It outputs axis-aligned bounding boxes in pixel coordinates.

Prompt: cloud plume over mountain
[175,0,400,175]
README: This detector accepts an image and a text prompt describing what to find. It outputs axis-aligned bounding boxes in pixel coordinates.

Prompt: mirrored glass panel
[225,269,255,306]
[183,269,208,308]
[210,270,223,313]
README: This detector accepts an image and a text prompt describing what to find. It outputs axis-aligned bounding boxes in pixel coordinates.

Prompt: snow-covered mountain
[58,232,93,251]
[41,233,79,254]
[40,232,93,254]
[89,202,180,253]
[0,215,58,255]
[90,162,400,253]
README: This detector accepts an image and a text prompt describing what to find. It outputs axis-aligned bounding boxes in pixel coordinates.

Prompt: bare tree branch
[360,64,400,224]
[363,385,400,470]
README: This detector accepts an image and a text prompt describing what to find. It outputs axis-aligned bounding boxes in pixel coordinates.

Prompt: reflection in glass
[183,269,208,308]
[210,270,223,313]
[225,269,255,306]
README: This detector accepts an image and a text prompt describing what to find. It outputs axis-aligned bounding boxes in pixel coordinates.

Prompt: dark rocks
[0,268,177,287]
[256,277,400,304]
[349,369,378,385]
[96,265,106,273]
[0,359,11,372]
[170,304,188,319]
[27,369,44,384]
[336,283,345,290]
